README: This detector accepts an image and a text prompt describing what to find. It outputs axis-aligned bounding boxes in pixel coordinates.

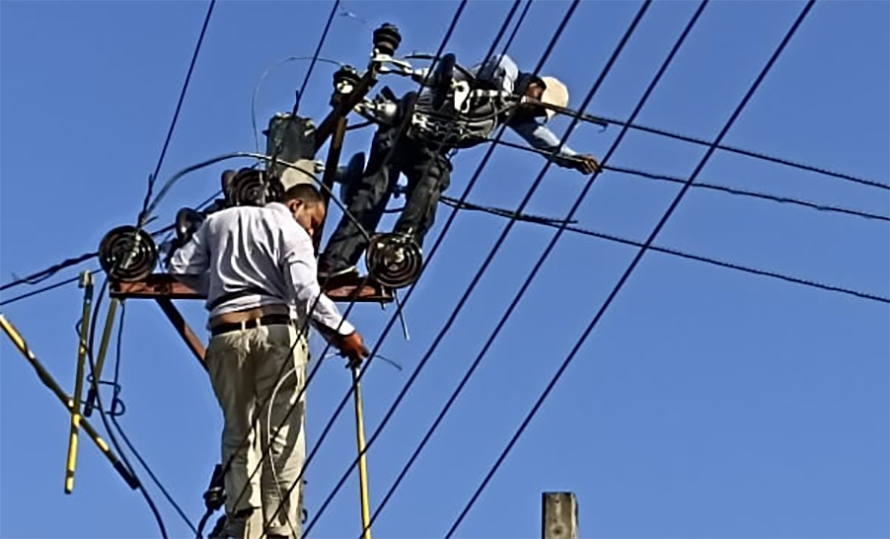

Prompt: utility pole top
[542,492,578,539]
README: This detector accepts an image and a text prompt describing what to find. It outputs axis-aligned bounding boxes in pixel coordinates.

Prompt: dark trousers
[320,123,452,270]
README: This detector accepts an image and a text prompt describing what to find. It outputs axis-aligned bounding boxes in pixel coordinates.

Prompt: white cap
[539,76,569,122]
[279,159,319,190]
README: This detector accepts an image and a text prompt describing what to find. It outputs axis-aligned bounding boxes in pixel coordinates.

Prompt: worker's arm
[281,227,355,338]
[166,222,210,295]
[509,119,578,159]
[282,229,368,364]
[509,120,600,173]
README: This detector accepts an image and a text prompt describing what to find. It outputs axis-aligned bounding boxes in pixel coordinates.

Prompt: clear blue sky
[2,1,888,538]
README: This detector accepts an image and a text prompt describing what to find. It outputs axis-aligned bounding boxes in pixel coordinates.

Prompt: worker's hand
[337,331,370,368]
[572,154,601,174]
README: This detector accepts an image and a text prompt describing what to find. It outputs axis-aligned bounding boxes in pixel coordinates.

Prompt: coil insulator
[98,225,158,282]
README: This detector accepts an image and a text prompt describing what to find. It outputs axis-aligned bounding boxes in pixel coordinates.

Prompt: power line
[557,221,888,303]
[75,279,169,538]
[105,301,199,536]
[604,163,890,221]
[433,194,886,301]
[362,1,709,531]
[139,0,218,220]
[263,0,343,174]
[595,114,890,191]
[302,0,654,534]
[490,138,890,222]
[444,1,818,535]
[1,253,99,292]
[293,0,341,114]
[0,275,84,306]
[0,207,213,299]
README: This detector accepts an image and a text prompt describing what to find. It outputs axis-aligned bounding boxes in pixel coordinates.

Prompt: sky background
[1,1,888,538]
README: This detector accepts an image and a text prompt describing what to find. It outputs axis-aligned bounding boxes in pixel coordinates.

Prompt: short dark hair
[281,183,323,205]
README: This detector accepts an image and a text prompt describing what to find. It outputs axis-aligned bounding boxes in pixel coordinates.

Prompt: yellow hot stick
[65,270,93,493]
[351,365,372,539]
[0,313,139,489]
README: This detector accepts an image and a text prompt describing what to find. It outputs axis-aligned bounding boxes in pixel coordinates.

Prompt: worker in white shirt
[319,53,600,279]
[168,182,369,539]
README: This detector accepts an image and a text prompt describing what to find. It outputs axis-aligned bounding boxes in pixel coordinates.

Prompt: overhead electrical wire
[605,163,889,221]
[489,138,890,222]
[359,1,709,532]
[260,0,540,532]
[595,114,890,191]
[0,190,224,307]
[1,253,98,292]
[276,0,588,531]
[1,275,87,307]
[550,220,888,303]
[262,0,342,175]
[74,287,169,538]
[254,0,499,532]
[99,299,200,536]
[139,0,218,221]
[251,55,344,152]
[3,0,216,300]
[301,0,655,534]
[293,0,341,115]
[444,1,819,535]
[74,1,218,535]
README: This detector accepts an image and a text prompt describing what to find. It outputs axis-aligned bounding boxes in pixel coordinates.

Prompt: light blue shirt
[463,53,578,159]
[167,202,354,336]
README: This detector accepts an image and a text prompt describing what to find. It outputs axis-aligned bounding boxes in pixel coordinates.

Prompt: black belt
[210,314,294,337]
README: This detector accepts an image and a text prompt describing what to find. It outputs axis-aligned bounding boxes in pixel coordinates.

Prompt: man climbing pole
[167,183,370,539]
[318,52,602,280]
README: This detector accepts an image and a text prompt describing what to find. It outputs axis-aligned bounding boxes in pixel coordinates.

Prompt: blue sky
[1,1,888,538]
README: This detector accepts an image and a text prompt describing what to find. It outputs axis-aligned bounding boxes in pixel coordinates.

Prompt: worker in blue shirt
[319,53,600,279]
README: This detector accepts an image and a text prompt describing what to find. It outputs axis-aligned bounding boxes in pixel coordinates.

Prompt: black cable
[303,0,651,534]
[1,253,98,292]
[0,275,83,306]
[617,168,889,221]
[438,196,575,225]
[105,301,200,536]
[559,220,887,302]
[139,0,217,221]
[490,138,890,222]
[363,2,708,531]
[75,281,169,539]
[595,114,890,191]
[445,2,818,535]
[292,0,341,115]
[606,164,889,221]
[0,220,184,295]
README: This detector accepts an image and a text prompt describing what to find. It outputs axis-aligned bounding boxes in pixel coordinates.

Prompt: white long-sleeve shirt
[167,202,354,336]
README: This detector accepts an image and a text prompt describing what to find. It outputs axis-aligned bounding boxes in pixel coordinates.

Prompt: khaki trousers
[206,323,308,539]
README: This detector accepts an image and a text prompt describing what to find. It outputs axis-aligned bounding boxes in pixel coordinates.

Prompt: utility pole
[542,492,578,539]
